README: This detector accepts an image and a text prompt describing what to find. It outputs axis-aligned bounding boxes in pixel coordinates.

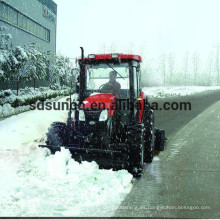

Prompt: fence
[0,79,50,90]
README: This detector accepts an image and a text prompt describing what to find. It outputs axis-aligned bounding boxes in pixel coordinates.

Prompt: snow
[143,86,220,98]
[0,96,132,217]
[16,46,28,60]
[0,148,132,216]
[0,97,69,150]
[0,87,71,118]
[2,103,14,116]
[153,156,160,161]
[0,53,6,63]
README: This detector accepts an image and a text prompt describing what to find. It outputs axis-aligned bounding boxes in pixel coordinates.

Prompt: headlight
[79,110,85,121]
[99,109,108,121]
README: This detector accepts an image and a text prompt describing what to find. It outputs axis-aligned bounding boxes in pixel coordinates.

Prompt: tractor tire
[143,103,155,163]
[46,122,69,151]
[126,124,145,177]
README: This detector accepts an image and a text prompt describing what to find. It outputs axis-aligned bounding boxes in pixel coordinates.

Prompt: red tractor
[40,48,166,177]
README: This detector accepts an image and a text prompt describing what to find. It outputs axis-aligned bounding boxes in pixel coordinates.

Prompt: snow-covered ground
[143,86,220,98]
[0,96,132,217]
[2,86,219,217]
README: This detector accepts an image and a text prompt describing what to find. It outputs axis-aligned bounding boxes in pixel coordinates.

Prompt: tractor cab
[81,53,142,100]
[77,51,144,126]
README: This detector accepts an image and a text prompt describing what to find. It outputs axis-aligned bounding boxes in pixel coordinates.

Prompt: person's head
[109,71,117,82]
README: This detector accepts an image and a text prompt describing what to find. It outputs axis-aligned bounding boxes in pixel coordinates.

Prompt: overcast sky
[53,0,220,62]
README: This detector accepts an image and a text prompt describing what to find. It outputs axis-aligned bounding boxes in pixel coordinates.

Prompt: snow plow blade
[38,144,127,169]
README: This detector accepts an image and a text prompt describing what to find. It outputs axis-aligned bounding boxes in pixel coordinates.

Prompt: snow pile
[0,96,132,217]
[143,86,220,98]
[2,103,15,116]
[0,147,132,217]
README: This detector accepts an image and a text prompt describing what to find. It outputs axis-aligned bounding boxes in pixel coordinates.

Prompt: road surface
[114,90,220,218]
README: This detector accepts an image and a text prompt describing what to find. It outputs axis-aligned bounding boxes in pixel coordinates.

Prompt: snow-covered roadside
[143,86,220,98]
[0,95,132,217]
[0,94,69,121]
[0,87,71,118]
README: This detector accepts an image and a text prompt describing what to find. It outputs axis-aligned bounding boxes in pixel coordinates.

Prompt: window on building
[8,7,18,25]
[27,18,33,33]
[1,3,8,20]
[45,29,50,41]
[37,24,41,37]
[0,2,50,42]
[40,26,44,39]
[0,4,3,19]
[18,14,27,29]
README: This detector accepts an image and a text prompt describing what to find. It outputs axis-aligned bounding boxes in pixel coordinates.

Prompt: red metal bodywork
[82,94,116,116]
[81,54,142,62]
[82,92,146,122]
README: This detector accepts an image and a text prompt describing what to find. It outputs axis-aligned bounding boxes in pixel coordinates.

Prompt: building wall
[0,0,57,53]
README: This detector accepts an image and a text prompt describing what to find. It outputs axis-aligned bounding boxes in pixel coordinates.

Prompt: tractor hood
[82,93,116,116]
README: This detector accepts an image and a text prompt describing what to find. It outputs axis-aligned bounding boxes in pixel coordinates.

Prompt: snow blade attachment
[38,144,127,169]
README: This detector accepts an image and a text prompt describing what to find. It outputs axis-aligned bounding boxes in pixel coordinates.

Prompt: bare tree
[160,54,166,85]
[98,43,107,53]
[108,41,118,53]
[215,44,220,84]
[127,42,134,54]
[98,42,118,53]
[207,52,213,85]
[182,52,189,85]
[168,53,175,85]
[141,59,153,87]
[192,52,200,85]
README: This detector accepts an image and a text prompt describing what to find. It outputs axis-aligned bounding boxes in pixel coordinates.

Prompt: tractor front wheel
[46,122,69,152]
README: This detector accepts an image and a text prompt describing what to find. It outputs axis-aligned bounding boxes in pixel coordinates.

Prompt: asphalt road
[114,90,220,218]
[153,90,220,139]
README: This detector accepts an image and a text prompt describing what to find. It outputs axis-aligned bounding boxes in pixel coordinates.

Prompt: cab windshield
[85,63,130,97]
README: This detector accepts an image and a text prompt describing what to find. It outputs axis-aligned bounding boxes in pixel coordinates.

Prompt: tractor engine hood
[82,93,116,116]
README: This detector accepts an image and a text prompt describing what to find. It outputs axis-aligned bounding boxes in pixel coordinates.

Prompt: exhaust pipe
[79,47,86,104]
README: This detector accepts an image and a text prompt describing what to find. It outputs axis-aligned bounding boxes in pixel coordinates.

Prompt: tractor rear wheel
[46,122,69,151]
[126,124,145,177]
[143,103,155,163]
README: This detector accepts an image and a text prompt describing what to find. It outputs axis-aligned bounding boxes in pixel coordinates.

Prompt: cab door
[130,61,145,124]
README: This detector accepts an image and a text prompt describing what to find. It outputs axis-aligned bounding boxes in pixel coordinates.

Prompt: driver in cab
[101,71,121,98]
